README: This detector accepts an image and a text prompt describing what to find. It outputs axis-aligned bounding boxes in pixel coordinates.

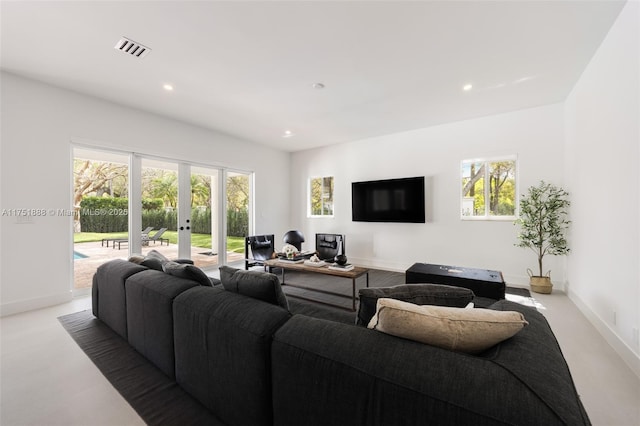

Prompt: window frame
[308,175,335,218]
[460,156,518,221]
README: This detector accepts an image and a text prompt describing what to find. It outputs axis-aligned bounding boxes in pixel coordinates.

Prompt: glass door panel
[226,171,251,266]
[189,166,220,270]
[140,158,179,258]
[72,148,129,292]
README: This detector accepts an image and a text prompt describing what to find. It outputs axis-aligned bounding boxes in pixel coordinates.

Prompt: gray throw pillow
[140,249,170,271]
[163,261,214,287]
[357,284,474,326]
[128,255,145,264]
[219,265,288,310]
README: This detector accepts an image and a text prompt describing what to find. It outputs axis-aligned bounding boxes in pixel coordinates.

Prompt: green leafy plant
[515,181,570,277]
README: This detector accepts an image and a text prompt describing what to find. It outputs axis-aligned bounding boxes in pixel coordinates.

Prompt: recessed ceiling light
[283,130,294,138]
[163,84,174,91]
[312,83,325,90]
[463,84,473,91]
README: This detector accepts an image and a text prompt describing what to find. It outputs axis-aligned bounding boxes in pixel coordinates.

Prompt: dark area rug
[58,311,224,426]
[505,286,531,298]
[278,268,531,310]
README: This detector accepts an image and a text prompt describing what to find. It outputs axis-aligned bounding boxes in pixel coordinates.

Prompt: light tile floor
[1,290,638,425]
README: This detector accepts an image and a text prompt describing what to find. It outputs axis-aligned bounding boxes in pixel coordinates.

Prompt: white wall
[0,72,290,316]
[564,1,640,376]
[290,103,566,286]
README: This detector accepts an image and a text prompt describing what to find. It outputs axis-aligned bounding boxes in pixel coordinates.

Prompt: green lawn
[74,232,245,253]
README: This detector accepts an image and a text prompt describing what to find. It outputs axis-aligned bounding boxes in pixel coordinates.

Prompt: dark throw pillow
[163,261,214,287]
[356,284,474,326]
[140,249,170,271]
[219,265,288,310]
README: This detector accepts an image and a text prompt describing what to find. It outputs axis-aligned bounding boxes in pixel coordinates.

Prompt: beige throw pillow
[367,298,528,354]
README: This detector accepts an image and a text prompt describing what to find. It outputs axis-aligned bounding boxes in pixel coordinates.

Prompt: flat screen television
[352,176,425,223]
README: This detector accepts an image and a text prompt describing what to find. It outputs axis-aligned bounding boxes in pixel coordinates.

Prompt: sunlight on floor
[506,293,546,310]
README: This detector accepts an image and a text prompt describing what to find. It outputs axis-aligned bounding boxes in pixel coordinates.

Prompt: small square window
[461,157,517,220]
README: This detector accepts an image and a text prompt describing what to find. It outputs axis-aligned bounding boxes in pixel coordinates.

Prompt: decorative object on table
[328,262,353,271]
[283,230,305,251]
[304,254,326,267]
[335,254,348,265]
[514,181,570,294]
[281,243,299,258]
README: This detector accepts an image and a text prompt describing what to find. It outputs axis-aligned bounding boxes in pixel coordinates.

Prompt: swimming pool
[73,251,88,260]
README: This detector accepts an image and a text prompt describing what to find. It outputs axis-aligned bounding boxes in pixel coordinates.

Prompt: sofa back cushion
[92,259,147,339]
[125,269,202,378]
[357,284,474,326]
[219,266,289,310]
[173,286,291,426]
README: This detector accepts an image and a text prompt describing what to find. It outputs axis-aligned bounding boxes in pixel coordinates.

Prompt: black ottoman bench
[406,263,506,300]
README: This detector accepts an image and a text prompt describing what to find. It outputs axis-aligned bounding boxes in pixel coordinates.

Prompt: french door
[72,145,253,294]
[135,156,225,270]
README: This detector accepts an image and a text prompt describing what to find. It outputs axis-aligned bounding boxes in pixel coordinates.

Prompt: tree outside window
[309,176,334,217]
[461,158,516,219]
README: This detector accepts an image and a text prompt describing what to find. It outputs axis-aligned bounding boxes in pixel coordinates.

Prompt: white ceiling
[1,1,627,152]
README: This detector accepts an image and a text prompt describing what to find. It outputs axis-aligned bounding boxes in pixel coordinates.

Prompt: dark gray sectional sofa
[92,259,591,426]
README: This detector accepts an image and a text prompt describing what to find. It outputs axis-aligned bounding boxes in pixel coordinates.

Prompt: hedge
[79,197,247,236]
[79,197,128,233]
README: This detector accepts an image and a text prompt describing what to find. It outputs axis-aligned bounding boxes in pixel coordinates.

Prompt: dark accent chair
[245,234,275,270]
[283,230,305,251]
[315,233,344,261]
[148,228,169,245]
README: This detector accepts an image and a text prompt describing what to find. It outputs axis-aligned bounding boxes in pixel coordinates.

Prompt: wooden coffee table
[264,259,370,311]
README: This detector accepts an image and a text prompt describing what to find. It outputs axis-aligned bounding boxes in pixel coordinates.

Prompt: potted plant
[515,181,570,294]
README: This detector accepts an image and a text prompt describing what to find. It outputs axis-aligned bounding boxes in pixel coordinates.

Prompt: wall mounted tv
[352,176,425,223]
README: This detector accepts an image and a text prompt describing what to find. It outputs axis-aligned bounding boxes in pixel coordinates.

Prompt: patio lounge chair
[102,227,155,248]
[148,228,169,246]
[141,226,154,246]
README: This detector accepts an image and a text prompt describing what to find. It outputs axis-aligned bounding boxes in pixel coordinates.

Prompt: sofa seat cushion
[357,284,474,326]
[219,266,289,310]
[368,298,528,354]
[272,308,589,426]
[163,261,215,287]
[288,298,356,324]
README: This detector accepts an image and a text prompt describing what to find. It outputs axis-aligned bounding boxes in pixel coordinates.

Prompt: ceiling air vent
[114,37,151,59]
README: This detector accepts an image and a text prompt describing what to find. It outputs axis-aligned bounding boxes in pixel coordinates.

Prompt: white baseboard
[0,291,73,317]
[349,264,562,291]
[72,287,91,298]
[503,273,570,291]
[349,257,408,273]
[568,288,640,379]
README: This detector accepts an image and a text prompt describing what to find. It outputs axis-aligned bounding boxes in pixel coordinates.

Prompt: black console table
[406,263,506,300]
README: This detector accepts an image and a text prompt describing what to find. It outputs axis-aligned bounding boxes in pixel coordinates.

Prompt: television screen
[352,177,425,223]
